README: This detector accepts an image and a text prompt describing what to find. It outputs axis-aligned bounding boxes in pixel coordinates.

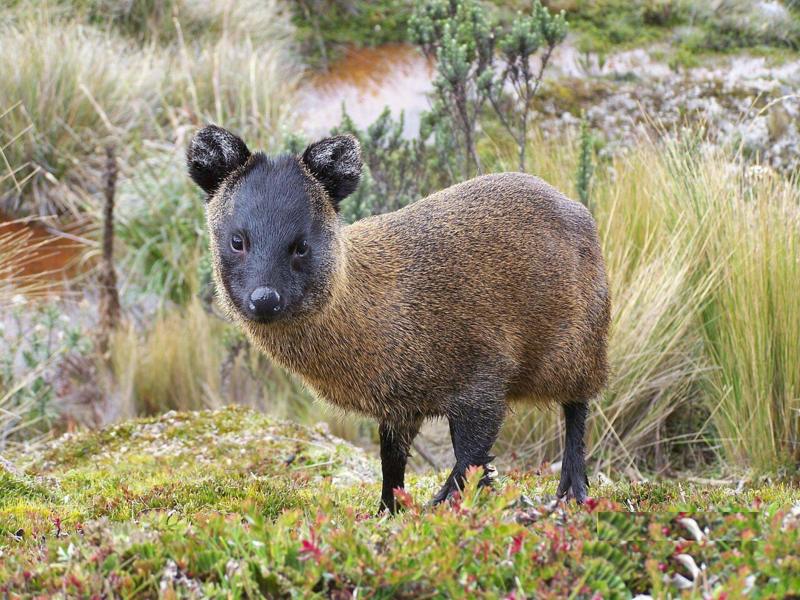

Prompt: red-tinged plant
[300,529,323,563]
[583,497,599,513]
[509,532,525,556]
[393,487,415,510]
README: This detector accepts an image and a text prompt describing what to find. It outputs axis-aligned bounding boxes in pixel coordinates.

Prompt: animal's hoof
[557,473,588,505]
[430,489,452,506]
[377,498,398,516]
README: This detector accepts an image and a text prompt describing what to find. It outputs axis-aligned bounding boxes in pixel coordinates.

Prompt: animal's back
[345,172,609,407]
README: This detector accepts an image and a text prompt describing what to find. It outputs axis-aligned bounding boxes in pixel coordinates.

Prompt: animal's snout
[249,286,282,320]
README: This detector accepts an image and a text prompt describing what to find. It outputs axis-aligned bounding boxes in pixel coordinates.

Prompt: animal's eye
[293,239,309,257]
[230,234,245,253]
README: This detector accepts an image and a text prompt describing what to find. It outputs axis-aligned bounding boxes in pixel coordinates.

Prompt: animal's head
[187,125,361,324]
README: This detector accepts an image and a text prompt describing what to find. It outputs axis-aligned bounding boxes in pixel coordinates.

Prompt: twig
[412,440,441,471]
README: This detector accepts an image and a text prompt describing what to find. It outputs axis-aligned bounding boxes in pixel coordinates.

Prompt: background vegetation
[1,0,799,595]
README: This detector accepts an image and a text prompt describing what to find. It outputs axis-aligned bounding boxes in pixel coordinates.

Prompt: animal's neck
[250,226,360,373]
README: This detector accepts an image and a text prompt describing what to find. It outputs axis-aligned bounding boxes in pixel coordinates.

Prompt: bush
[332,107,442,221]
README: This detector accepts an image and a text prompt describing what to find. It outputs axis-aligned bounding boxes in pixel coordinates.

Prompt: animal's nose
[249,286,282,318]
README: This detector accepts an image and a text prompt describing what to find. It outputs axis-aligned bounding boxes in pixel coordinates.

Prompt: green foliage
[412,0,567,175]
[1,409,799,596]
[488,1,568,171]
[575,113,594,208]
[333,107,444,222]
[410,0,496,177]
[554,0,689,53]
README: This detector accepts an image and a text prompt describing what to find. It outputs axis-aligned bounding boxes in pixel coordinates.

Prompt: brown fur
[209,171,610,423]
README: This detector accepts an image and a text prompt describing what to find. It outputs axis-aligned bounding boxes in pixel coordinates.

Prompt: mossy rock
[1,407,379,534]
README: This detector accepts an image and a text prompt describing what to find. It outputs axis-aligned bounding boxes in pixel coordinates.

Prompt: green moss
[0,466,55,508]
[2,409,799,596]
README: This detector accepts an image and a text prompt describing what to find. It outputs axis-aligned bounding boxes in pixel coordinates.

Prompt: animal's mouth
[240,300,301,325]
[242,309,289,325]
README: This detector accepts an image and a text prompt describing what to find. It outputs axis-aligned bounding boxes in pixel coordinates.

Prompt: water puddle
[297,44,434,138]
[0,213,93,290]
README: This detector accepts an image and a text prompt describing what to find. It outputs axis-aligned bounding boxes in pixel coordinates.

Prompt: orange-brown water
[309,44,429,90]
[299,43,434,138]
[0,213,93,286]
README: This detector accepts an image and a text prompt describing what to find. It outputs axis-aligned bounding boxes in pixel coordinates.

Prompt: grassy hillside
[2,2,800,594]
[1,408,799,597]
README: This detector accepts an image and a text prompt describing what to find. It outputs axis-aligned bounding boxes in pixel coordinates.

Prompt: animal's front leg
[431,391,505,505]
[378,417,422,514]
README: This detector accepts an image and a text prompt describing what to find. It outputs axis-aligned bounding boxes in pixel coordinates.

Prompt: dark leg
[557,400,589,504]
[431,396,505,505]
[378,417,422,514]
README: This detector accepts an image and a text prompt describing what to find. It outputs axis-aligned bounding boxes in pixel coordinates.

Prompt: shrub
[332,107,442,221]
[410,0,496,176]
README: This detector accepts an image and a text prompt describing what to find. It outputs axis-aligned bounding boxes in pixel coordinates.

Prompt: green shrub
[333,107,442,221]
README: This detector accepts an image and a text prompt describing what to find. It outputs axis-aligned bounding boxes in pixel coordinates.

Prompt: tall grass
[0,16,161,215]
[0,1,299,216]
[114,151,207,304]
[107,300,317,423]
[694,163,800,470]
[491,131,800,474]
[22,0,296,46]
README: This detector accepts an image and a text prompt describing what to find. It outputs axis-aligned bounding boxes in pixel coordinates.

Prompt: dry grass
[0,15,161,216]
[491,131,800,474]
[0,1,299,216]
[106,300,317,424]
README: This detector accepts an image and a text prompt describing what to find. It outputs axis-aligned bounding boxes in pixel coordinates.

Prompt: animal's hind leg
[431,387,505,505]
[557,400,589,504]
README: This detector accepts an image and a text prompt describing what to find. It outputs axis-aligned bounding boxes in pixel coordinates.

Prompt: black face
[216,155,329,323]
[187,125,362,324]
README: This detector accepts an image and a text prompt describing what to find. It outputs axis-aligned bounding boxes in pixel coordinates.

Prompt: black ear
[187,125,251,196]
[301,135,362,207]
